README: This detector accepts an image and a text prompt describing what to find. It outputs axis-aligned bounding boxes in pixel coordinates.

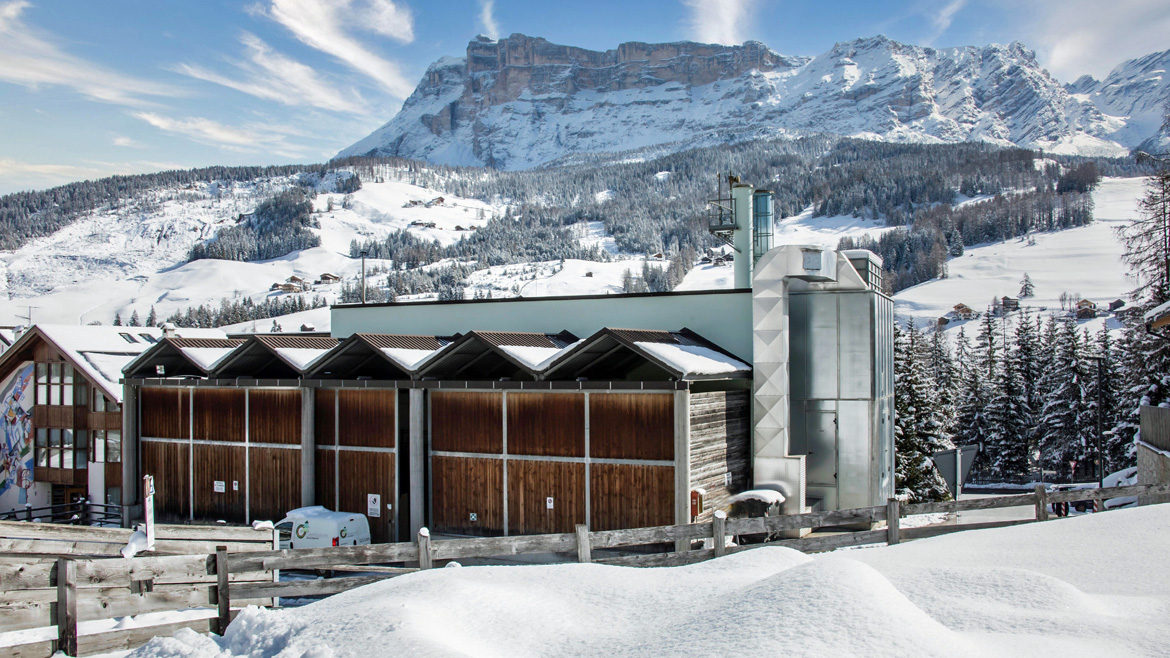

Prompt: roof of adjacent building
[0,325,229,403]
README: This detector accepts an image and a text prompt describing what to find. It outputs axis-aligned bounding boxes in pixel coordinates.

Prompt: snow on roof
[728,489,786,505]
[33,325,228,403]
[1145,299,1170,323]
[180,346,241,371]
[633,341,750,376]
[273,347,332,371]
[380,347,445,371]
[498,341,581,371]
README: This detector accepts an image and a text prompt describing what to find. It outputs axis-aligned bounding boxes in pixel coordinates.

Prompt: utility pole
[1085,353,1106,489]
[360,250,369,305]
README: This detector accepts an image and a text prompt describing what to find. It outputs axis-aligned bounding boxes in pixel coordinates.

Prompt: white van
[276,506,371,550]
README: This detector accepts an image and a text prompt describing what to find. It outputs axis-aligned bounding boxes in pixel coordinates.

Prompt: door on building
[805,411,838,488]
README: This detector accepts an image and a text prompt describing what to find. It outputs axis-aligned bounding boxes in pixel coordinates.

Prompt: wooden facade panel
[33,406,74,428]
[104,462,122,490]
[141,441,188,522]
[337,451,396,543]
[192,444,246,522]
[589,463,673,531]
[688,390,751,523]
[506,460,586,535]
[140,388,188,439]
[248,447,301,524]
[506,393,584,458]
[589,393,674,461]
[193,389,245,442]
[88,412,122,431]
[431,392,502,454]
[431,455,503,536]
[249,389,302,445]
[314,389,336,447]
[338,390,395,448]
[315,448,336,510]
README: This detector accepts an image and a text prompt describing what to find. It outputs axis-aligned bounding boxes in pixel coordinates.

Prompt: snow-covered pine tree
[147,305,158,327]
[984,317,1032,478]
[113,312,122,326]
[954,328,994,475]
[1083,327,1128,474]
[926,327,959,442]
[893,321,952,501]
[1014,312,1044,470]
[1019,272,1035,298]
[1039,319,1088,479]
[129,310,141,327]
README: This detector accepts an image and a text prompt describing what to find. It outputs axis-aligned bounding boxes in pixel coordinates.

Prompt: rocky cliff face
[338,34,1168,168]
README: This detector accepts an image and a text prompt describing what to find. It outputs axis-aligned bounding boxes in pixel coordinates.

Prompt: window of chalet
[119,333,138,344]
[92,430,121,463]
[93,390,120,413]
[35,362,74,406]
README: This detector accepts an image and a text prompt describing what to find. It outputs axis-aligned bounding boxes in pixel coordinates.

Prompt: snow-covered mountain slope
[0,175,501,327]
[1066,49,1170,154]
[892,176,1145,332]
[339,34,1167,168]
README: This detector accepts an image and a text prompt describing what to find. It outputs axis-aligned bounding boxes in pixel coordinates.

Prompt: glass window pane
[35,428,47,447]
[37,384,47,404]
[49,447,60,469]
[63,363,73,384]
[62,429,74,448]
[61,448,73,469]
[94,390,106,412]
[108,398,120,412]
[75,449,87,469]
[49,428,60,448]
[36,362,47,384]
[63,385,73,406]
[50,363,61,384]
[107,487,122,505]
[93,430,105,462]
[36,446,47,468]
[49,383,60,406]
[107,431,121,463]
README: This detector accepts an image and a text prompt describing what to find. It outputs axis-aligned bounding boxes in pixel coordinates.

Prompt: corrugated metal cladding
[430,391,676,536]
[358,333,449,350]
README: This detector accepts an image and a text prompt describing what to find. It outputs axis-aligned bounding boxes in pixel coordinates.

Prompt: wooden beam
[1034,485,1049,521]
[215,547,230,636]
[56,558,77,657]
[575,524,591,563]
[886,498,900,545]
[712,511,727,558]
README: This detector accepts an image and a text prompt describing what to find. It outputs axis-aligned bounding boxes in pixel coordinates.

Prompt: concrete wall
[331,290,754,361]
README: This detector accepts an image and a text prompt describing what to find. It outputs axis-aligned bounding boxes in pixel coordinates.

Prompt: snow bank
[633,341,749,376]
[728,489,786,505]
[127,504,1170,658]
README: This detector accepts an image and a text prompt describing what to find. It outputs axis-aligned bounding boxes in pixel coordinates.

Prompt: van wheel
[1074,502,1087,513]
[314,569,334,578]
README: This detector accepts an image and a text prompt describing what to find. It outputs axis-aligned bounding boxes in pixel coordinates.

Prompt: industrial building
[118,176,894,540]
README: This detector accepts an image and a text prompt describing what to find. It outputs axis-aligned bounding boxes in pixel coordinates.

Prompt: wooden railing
[4,483,1167,657]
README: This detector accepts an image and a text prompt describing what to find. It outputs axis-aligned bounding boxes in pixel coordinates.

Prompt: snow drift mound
[130,506,1170,658]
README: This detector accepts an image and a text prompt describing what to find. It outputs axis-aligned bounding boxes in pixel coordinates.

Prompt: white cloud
[132,112,310,159]
[261,0,415,98]
[1022,0,1170,80]
[111,135,143,148]
[479,0,500,40]
[681,0,755,46]
[925,0,966,46]
[0,0,177,106]
[175,32,370,115]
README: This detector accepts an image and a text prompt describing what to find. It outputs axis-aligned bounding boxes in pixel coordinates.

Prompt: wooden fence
[0,523,277,658]
[5,483,1168,657]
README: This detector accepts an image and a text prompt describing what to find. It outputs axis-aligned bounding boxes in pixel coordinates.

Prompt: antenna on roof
[17,306,40,326]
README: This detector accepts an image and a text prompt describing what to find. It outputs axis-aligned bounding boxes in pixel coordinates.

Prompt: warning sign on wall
[368,493,381,518]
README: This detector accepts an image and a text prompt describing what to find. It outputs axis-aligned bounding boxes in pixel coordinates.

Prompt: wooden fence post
[215,546,231,635]
[575,524,592,563]
[1034,485,1049,522]
[417,528,433,569]
[56,558,77,657]
[712,511,727,558]
[886,498,900,546]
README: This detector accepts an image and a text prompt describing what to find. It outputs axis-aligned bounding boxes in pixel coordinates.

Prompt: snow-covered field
[128,503,1170,657]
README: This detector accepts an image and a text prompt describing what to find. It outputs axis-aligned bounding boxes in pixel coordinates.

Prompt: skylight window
[140,334,157,343]
[118,332,138,344]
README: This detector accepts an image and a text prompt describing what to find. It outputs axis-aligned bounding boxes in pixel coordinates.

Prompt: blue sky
[1,0,1168,194]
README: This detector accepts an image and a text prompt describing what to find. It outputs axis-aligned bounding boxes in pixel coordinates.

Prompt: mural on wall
[0,362,34,505]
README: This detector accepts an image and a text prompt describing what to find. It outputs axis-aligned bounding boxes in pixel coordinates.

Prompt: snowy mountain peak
[339,34,1170,168]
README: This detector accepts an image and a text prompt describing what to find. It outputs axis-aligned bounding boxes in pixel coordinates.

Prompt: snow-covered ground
[127,503,1170,657]
[894,177,1145,332]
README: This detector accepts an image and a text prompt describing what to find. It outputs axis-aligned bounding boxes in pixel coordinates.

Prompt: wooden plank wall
[591,393,673,461]
[338,390,395,448]
[431,455,503,536]
[249,447,301,523]
[688,390,751,522]
[507,460,586,535]
[193,389,244,442]
[141,441,188,521]
[193,444,245,521]
[337,451,395,543]
[431,392,501,453]
[140,388,189,439]
[249,390,302,445]
[1141,405,1170,452]
[429,391,676,535]
[590,463,674,531]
